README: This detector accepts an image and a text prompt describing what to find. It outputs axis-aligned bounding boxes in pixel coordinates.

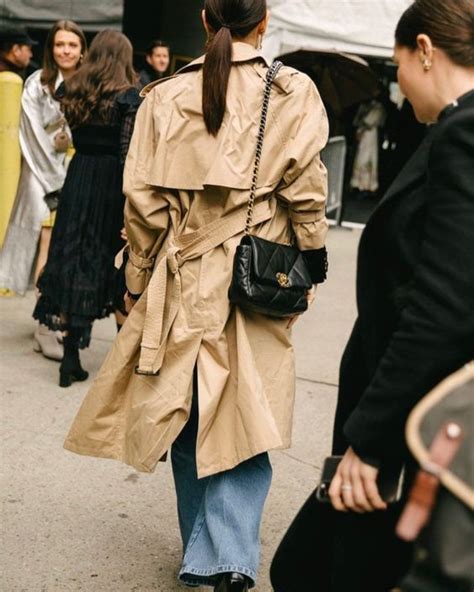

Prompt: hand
[328,447,387,513]
[124,291,137,314]
[287,287,316,329]
[120,227,128,242]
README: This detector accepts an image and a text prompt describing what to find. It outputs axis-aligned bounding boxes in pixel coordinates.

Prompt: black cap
[0,27,38,47]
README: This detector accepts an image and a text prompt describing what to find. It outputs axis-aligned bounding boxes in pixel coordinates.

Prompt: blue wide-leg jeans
[171,377,272,588]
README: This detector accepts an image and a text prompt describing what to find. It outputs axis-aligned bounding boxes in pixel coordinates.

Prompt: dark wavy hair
[202,0,267,136]
[62,30,137,129]
[40,20,87,94]
[395,0,474,67]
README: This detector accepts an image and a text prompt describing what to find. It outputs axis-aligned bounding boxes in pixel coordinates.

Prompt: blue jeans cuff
[179,564,257,588]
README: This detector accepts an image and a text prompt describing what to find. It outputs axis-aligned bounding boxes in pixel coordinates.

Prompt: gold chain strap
[244,61,283,235]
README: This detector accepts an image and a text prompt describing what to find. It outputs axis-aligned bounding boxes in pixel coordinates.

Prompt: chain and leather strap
[245,60,283,235]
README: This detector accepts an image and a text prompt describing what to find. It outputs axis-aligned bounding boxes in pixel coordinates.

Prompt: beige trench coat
[64,42,329,478]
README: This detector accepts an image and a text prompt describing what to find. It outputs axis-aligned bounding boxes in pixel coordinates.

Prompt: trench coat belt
[135,199,273,375]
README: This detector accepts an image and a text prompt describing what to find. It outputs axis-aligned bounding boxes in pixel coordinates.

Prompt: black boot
[214,573,249,592]
[59,330,89,388]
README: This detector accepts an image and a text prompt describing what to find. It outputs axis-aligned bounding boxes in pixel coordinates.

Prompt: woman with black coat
[270,0,474,590]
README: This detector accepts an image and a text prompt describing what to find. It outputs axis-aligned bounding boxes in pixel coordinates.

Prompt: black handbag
[228,61,313,318]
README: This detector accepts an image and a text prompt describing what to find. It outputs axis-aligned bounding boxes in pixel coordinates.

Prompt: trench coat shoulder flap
[139,44,323,192]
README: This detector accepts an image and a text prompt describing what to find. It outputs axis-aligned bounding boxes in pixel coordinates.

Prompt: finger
[341,481,362,513]
[123,294,132,314]
[287,316,298,329]
[350,465,374,512]
[338,457,363,513]
[328,472,347,512]
[361,471,387,511]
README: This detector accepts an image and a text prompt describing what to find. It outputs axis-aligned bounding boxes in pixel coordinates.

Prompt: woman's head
[62,30,137,128]
[146,39,170,74]
[202,0,269,135]
[41,21,86,92]
[394,0,474,123]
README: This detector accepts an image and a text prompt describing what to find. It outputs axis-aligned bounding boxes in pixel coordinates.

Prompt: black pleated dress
[34,87,141,348]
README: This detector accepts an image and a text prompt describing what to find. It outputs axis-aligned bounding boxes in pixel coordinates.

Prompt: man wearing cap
[0,27,36,264]
[0,27,37,77]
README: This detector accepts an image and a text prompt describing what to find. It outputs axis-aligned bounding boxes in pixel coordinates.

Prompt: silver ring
[341,484,353,491]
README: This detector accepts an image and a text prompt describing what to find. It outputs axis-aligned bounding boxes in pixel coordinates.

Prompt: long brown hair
[62,30,137,129]
[395,0,474,67]
[202,0,267,136]
[41,20,87,94]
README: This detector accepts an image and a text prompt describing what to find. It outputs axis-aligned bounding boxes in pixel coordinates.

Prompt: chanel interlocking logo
[276,273,291,288]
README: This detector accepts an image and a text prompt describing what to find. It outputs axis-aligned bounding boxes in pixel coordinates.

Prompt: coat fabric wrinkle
[64,42,329,478]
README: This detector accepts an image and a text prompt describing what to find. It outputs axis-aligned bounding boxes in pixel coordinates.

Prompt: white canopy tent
[0,0,123,31]
[263,0,413,61]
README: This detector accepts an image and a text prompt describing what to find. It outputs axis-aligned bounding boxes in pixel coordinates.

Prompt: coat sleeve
[123,91,170,295]
[344,109,474,462]
[19,74,65,195]
[275,77,329,283]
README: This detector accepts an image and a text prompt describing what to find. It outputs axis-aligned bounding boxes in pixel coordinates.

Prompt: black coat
[270,90,474,592]
[336,89,474,464]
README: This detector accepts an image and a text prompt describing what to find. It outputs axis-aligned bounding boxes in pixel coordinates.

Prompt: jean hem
[179,564,257,588]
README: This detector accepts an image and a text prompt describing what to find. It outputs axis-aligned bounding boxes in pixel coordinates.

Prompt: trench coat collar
[178,41,270,73]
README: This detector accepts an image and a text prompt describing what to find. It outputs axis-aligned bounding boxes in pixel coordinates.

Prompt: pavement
[0,227,361,592]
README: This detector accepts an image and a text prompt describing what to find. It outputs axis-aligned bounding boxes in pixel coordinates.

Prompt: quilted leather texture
[229,235,312,318]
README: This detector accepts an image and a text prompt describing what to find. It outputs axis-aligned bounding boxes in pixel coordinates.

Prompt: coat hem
[63,436,292,476]
[195,437,291,479]
[63,440,155,474]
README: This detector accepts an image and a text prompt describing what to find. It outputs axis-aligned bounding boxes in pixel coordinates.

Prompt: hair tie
[221,23,230,30]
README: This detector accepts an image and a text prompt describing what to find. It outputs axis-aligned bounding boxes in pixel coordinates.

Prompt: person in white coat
[0,20,86,359]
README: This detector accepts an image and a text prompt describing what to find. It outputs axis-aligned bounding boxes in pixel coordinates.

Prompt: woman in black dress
[34,30,140,387]
[271,0,474,590]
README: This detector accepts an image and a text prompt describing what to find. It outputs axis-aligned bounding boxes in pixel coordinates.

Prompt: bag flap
[245,235,312,290]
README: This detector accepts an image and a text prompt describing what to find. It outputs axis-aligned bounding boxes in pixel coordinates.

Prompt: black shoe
[214,572,249,592]
[59,335,88,388]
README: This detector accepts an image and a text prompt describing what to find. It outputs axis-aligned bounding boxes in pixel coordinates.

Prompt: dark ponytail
[202,0,267,136]
[395,0,474,67]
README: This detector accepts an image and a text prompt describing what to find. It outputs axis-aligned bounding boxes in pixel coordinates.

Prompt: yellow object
[0,287,16,297]
[0,71,23,247]
[41,210,57,227]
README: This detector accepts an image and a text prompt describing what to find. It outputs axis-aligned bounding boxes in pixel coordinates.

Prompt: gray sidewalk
[0,227,360,592]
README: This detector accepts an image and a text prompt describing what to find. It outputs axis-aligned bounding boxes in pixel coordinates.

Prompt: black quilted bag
[229,61,313,318]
